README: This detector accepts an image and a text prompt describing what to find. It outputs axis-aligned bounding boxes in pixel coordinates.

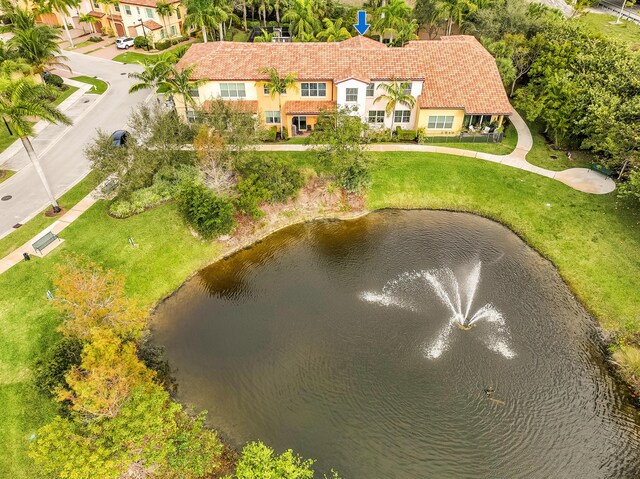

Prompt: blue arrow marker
[353,10,370,36]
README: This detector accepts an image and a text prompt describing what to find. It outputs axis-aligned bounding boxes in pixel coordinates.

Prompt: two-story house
[81,0,183,42]
[175,35,512,137]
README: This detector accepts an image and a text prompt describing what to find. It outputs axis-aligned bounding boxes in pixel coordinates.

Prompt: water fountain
[361,262,515,359]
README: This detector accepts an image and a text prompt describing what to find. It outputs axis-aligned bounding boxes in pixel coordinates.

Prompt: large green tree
[160,65,207,117]
[373,0,412,43]
[282,0,321,39]
[317,18,352,42]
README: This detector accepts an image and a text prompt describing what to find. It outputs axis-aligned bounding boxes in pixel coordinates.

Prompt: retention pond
[153,210,640,478]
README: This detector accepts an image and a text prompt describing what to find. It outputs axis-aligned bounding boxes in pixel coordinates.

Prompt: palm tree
[282,0,320,39]
[257,0,272,26]
[9,24,71,75]
[183,0,218,42]
[394,18,419,46]
[78,12,99,35]
[441,0,477,36]
[374,78,415,138]
[259,67,297,138]
[253,28,274,42]
[127,59,172,93]
[156,1,176,42]
[0,76,71,212]
[316,18,351,42]
[373,0,412,44]
[37,0,81,48]
[160,65,206,117]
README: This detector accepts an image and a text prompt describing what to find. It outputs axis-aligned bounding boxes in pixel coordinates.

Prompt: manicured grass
[2,151,640,477]
[577,13,640,51]
[0,171,101,258]
[70,75,108,95]
[68,40,95,50]
[112,44,192,64]
[52,85,78,106]
[0,126,17,154]
[525,122,592,171]
[367,152,640,330]
[0,170,15,184]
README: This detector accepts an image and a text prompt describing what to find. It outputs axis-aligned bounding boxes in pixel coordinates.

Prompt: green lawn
[0,170,15,184]
[0,171,101,258]
[577,13,640,51]
[68,40,95,50]
[70,75,108,95]
[2,150,640,477]
[52,85,78,106]
[112,44,192,64]
[525,122,592,171]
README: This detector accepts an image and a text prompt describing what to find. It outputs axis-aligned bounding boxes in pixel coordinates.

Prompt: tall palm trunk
[21,137,60,212]
[201,24,208,42]
[276,6,280,24]
[60,9,75,48]
[389,107,395,138]
[219,22,224,40]
[184,94,189,118]
[446,16,452,36]
[278,94,283,139]
[242,0,247,30]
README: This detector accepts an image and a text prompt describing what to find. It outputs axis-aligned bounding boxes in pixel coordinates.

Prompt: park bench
[590,163,612,177]
[32,231,59,254]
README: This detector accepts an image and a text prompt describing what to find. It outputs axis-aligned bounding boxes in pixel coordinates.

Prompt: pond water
[152,210,640,478]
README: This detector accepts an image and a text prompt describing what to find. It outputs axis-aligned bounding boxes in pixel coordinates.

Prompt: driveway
[0,51,150,238]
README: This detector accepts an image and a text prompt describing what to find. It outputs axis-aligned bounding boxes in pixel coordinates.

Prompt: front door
[115,21,125,37]
[292,116,307,134]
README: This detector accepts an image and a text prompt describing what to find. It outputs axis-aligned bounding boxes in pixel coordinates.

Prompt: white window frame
[366,83,375,97]
[402,82,412,95]
[427,115,454,129]
[188,87,199,98]
[145,7,153,18]
[186,110,196,123]
[265,110,281,124]
[123,4,131,15]
[170,25,177,36]
[393,110,411,123]
[219,83,246,99]
[368,110,385,123]
[301,82,326,97]
[345,87,358,102]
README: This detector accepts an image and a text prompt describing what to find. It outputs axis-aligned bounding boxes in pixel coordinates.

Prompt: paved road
[0,51,149,238]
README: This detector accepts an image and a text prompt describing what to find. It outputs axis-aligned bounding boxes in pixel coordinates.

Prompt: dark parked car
[110,130,129,147]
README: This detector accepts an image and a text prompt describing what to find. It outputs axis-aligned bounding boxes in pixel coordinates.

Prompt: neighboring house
[27,0,184,41]
[175,35,512,136]
[118,0,184,43]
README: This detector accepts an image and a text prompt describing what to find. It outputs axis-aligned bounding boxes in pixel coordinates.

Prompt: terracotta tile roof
[107,14,123,22]
[203,100,259,113]
[87,10,105,18]
[177,35,512,115]
[282,101,336,115]
[142,20,163,30]
[119,0,180,7]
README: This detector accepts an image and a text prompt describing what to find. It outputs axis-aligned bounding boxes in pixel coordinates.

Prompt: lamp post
[138,18,150,50]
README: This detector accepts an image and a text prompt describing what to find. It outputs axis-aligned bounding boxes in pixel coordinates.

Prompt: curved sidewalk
[257,110,615,195]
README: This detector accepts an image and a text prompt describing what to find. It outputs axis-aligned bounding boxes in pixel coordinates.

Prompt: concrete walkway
[0,109,615,275]
[257,110,616,195]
